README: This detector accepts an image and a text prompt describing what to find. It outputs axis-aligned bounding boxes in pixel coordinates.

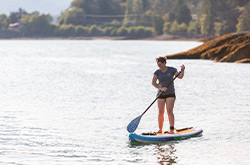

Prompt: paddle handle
[141,70,183,116]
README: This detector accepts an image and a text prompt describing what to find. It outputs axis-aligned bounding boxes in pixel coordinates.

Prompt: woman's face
[157,61,166,69]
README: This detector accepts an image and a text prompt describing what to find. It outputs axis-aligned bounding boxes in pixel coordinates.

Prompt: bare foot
[157,130,163,133]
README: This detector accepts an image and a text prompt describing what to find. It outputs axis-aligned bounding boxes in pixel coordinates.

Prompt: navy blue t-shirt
[154,66,177,95]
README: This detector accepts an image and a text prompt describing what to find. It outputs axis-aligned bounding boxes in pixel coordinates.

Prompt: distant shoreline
[0,35,206,42]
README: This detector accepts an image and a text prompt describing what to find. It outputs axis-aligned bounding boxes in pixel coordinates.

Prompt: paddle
[127,70,183,133]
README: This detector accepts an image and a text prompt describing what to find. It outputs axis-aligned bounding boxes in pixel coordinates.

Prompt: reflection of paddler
[155,144,177,164]
[152,56,185,134]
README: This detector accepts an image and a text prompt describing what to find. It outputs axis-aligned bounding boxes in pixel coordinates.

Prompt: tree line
[0,0,250,38]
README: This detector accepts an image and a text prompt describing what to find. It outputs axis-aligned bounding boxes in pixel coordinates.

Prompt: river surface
[0,40,249,165]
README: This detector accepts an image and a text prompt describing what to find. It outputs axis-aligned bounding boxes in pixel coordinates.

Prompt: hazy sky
[0,0,72,16]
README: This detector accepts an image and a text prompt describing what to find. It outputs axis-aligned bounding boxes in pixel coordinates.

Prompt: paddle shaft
[141,70,183,116]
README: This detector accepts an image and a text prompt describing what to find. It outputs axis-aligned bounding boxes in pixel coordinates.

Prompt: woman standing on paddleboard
[152,57,185,134]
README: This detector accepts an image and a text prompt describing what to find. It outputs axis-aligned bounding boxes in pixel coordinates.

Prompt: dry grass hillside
[166,32,250,63]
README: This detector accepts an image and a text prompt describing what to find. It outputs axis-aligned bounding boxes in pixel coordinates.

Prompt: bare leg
[166,97,176,130]
[157,99,166,133]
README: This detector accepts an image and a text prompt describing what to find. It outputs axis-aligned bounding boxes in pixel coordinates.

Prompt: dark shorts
[158,93,176,99]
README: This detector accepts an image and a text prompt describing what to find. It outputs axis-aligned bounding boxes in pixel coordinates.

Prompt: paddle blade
[127,115,142,133]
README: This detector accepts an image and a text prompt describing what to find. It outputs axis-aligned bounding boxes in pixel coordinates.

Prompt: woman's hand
[180,64,185,71]
[175,64,185,79]
[160,87,168,92]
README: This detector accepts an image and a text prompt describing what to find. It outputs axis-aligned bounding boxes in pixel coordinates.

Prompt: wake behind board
[129,127,203,143]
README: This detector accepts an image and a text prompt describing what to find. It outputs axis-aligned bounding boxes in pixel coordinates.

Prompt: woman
[152,56,185,133]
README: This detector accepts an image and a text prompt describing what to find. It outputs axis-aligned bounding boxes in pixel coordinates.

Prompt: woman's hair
[156,56,167,63]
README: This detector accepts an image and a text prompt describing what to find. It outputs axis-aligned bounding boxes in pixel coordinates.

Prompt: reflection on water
[155,144,177,164]
[128,142,178,164]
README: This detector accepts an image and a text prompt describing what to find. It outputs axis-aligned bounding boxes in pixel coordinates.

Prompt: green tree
[69,0,124,25]
[144,10,154,26]
[174,0,192,24]
[57,8,86,25]
[187,20,200,34]
[116,26,128,36]
[103,26,115,35]
[214,21,227,36]
[71,0,96,13]
[56,24,76,37]
[89,25,102,36]
[215,0,240,34]
[151,0,173,15]
[152,15,164,35]
[236,1,250,32]
[0,14,8,30]
[163,22,171,34]
[20,14,55,37]
[135,26,152,37]
[123,0,145,26]
[178,23,187,34]
[110,28,118,36]
[127,26,152,37]
[169,21,179,34]
[123,0,133,25]
[199,0,216,35]
[71,0,123,15]
[97,0,114,15]
[75,25,89,36]
[163,12,175,22]
[134,0,144,26]
[8,8,27,23]
[169,21,187,34]
[200,14,211,35]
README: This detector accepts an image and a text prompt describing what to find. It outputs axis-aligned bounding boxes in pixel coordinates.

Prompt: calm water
[0,40,249,165]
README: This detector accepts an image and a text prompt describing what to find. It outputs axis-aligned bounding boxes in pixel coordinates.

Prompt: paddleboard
[129,127,203,143]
